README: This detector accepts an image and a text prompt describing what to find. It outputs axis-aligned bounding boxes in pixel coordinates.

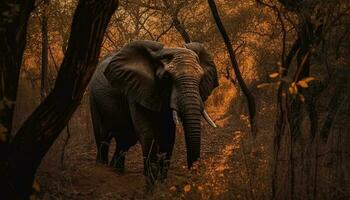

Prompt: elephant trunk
[176,76,202,168]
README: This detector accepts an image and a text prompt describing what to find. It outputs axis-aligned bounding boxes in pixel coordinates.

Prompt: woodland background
[1,0,350,199]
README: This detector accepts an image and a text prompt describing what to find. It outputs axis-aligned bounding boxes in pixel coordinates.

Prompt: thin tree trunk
[162,0,191,43]
[0,0,119,198]
[207,0,257,135]
[41,0,49,100]
[171,16,191,43]
[0,0,36,148]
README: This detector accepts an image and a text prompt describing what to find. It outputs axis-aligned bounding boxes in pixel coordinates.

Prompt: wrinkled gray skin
[89,40,218,185]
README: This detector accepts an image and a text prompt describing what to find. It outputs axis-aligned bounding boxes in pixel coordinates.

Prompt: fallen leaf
[198,185,204,191]
[170,186,177,192]
[269,72,279,78]
[184,184,191,193]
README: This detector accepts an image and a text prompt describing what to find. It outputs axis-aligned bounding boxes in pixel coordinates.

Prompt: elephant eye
[159,54,173,63]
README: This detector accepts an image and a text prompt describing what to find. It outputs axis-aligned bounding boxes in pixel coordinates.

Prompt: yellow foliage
[184,184,191,193]
[269,72,279,78]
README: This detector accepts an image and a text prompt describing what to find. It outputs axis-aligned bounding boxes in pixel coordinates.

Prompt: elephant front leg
[97,140,110,164]
[129,102,162,187]
[110,131,138,173]
[110,150,126,173]
[143,137,160,187]
[143,120,175,184]
[157,109,176,182]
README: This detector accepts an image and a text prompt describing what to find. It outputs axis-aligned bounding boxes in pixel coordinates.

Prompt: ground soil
[37,109,256,200]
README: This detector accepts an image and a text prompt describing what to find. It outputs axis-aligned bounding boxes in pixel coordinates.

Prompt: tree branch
[208,0,257,136]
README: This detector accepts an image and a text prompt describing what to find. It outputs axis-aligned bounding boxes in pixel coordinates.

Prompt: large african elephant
[89,40,218,184]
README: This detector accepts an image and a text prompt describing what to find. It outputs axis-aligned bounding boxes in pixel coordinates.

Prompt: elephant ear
[185,42,219,101]
[104,40,165,111]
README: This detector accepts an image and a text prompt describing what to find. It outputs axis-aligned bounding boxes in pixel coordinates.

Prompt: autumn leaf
[269,72,279,78]
[184,184,191,193]
[170,186,177,192]
[299,94,305,102]
[288,82,298,94]
[303,77,316,83]
[297,80,309,88]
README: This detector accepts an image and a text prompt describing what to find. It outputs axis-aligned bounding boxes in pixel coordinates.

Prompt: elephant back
[90,53,119,97]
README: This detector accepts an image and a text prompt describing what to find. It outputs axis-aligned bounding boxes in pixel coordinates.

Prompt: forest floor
[37,100,272,200]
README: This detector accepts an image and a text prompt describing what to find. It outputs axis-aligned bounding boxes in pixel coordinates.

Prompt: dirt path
[39,112,247,200]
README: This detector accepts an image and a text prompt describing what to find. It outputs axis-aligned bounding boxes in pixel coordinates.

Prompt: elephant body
[90,56,137,165]
[89,40,218,184]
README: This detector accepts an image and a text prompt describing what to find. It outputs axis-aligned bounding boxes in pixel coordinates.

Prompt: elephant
[89,40,218,184]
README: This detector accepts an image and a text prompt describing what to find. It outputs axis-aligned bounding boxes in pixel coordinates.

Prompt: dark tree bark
[207,0,257,136]
[0,0,119,198]
[0,0,36,153]
[171,15,191,43]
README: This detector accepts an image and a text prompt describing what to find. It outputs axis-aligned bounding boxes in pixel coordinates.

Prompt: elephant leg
[157,109,176,182]
[90,94,112,164]
[110,130,138,173]
[129,102,160,186]
[110,147,126,173]
[97,132,113,164]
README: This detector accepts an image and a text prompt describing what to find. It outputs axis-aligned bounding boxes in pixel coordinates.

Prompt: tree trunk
[162,0,191,43]
[207,0,257,136]
[41,0,49,100]
[0,0,36,153]
[0,0,119,198]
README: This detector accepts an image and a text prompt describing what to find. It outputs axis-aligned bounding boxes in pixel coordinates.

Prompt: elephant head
[104,40,218,168]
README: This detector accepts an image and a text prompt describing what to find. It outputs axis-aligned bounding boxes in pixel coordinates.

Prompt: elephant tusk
[172,110,180,125]
[202,110,217,128]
